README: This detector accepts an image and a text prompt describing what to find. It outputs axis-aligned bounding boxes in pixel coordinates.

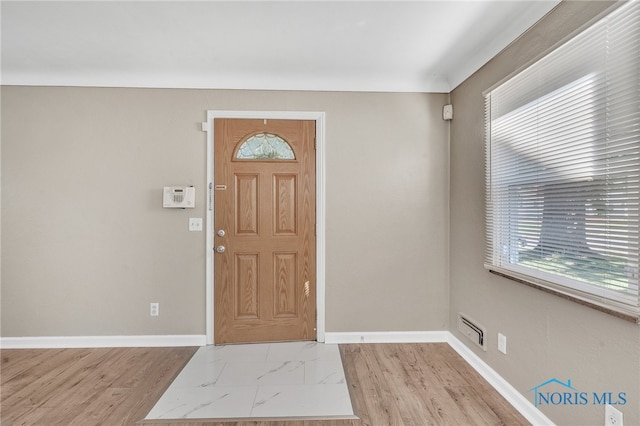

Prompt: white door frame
[203,110,326,345]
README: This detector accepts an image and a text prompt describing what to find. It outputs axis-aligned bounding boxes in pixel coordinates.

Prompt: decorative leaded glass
[236,133,295,160]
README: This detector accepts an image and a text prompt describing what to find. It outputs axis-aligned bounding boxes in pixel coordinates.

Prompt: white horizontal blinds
[485,1,640,315]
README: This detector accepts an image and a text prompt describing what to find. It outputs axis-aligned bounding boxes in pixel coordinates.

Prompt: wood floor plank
[1,348,92,405]
[1,343,529,426]
[0,405,47,426]
[115,347,198,425]
[1,348,66,384]
[369,344,444,425]
[41,348,132,409]
[341,345,403,425]
[372,344,470,425]
[2,348,108,409]
[429,345,528,425]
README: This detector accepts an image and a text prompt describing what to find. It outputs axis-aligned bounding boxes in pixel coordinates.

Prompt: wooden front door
[213,118,316,344]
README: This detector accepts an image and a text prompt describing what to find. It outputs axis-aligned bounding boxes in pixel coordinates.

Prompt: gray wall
[1,87,450,337]
[450,1,640,425]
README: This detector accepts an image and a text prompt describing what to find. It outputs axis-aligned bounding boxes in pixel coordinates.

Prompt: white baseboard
[446,333,554,426]
[324,330,449,344]
[0,334,207,349]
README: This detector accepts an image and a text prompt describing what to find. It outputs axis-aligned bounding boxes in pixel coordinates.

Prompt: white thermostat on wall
[163,186,195,208]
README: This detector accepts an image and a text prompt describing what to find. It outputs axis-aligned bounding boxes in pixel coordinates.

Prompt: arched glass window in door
[236,133,295,160]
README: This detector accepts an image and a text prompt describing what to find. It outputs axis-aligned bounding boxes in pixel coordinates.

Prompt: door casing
[204,110,326,345]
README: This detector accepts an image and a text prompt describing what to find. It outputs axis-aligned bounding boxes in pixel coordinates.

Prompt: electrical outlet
[189,217,203,232]
[150,302,159,317]
[498,333,507,354]
[605,404,623,426]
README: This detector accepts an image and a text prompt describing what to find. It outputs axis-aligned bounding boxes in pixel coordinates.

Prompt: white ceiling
[1,1,560,93]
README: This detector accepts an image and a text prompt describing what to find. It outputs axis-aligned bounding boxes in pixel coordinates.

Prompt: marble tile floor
[145,341,357,421]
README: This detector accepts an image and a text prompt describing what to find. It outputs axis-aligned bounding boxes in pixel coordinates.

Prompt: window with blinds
[484,1,640,318]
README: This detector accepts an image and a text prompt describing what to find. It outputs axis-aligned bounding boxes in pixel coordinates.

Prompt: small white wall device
[443,104,454,121]
[163,186,195,208]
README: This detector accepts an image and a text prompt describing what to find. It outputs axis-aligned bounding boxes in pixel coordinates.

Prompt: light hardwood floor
[1,343,529,425]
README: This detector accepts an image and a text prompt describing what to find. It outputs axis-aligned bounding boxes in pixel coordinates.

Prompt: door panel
[273,252,298,317]
[214,118,316,344]
[274,174,297,235]
[234,253,259,319]
[235,174,259,235]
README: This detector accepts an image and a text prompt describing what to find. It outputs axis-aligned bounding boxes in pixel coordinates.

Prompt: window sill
[488,269,640,324]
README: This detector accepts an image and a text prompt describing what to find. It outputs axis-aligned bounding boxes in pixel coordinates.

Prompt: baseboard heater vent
[457,313,487,351]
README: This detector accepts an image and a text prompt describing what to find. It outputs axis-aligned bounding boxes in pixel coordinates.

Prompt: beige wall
[1,87,450,337]
[450,1,640,425]
[6,3,638,424]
